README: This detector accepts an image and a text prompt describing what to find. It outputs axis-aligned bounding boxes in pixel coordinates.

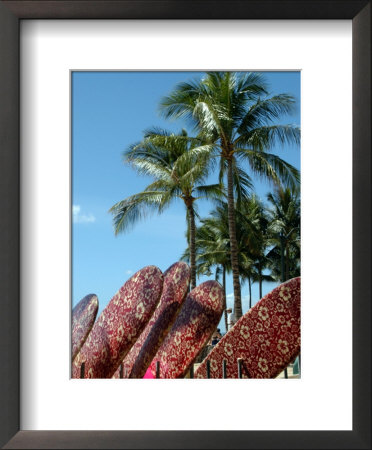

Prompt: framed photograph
[69,68,302,383]
[0,1,370,449]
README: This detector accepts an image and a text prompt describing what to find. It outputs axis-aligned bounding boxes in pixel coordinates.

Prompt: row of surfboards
[71,262,301,378]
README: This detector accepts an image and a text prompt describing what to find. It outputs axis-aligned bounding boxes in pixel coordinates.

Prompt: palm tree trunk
[187,204,197,289]
[280,232,285,282]
[285,241,289,281]
[226,157,242,319]
[222,265,228,332]
[259,262,262,299]
[248,275,252,309]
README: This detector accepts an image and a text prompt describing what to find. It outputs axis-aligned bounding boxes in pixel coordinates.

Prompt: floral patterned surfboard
[147,280,224,379]
[71,294,99,362]
[194,277,301,379]
[113,261,190,379]
[72,266,163,378]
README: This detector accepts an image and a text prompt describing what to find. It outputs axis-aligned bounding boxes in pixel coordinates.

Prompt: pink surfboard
[72,266,163,378]
[194,277,301,379]
[113,261,190,379]
[71,294,99,362]
[147,280,224,379]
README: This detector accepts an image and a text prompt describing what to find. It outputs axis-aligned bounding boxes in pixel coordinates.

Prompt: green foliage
[160,71,300,318]
[110,129,222,235]
[111,71,301,316]
[266,186,301,280]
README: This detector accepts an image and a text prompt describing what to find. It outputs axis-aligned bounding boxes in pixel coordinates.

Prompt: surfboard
[72,266,163,378]
[113,261,190,379]
[147,280,224,378]
[71,294,98,362]
[194,277,301,379]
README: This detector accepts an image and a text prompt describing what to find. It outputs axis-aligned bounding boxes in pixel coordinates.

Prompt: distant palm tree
[109,129,222,289]
[160,71,300,319]
[266,186,301,281]
[183,198,266,324]
[187,205,231,331]
[238,195,274,301]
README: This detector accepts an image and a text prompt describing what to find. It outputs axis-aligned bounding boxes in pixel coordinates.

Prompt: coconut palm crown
[160,71,300,319]
[266,186,301,281]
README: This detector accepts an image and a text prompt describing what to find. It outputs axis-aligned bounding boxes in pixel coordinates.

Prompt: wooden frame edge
[0,1,370,448]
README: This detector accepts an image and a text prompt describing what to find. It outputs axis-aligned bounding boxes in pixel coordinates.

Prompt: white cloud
[225,293,255,312]
[125,270,133,275]
[72,204,96,224]
[225,293,234,308]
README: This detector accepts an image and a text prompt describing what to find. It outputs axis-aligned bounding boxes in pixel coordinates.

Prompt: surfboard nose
[72,265,164,378]
[194,277,301,379]
[147,280,224,379]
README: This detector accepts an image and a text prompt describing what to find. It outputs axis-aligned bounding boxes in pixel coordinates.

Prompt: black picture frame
[0,1,370,449]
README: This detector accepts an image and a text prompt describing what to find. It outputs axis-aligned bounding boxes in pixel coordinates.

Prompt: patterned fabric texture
[72,266,163,378]
[113,262,190,378]
[194,277,301,379]
[71,294,98,362]
[148,280,224,378]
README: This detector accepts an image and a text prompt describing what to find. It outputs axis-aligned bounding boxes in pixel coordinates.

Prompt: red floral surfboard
[194,277,301,379]
[147,280,224,379]
[71,294,99,362]
[72,266,163,378]
[113,262,190,379]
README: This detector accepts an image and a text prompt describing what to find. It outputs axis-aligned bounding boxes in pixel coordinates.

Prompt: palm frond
[237,149,300,190]
[109,190,172,235]
[159,78,208,125]
[194,183,224,200]
[232,162,254,205]
[235,72,268,98]
[237,94,297,135]
[235,124,300,150]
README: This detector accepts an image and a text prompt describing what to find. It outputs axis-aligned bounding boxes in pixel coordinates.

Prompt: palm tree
[183,198,264,325]
[187,206,231,331]
[160,71,300,319]
[231,194,274,307]
[266,186,301,281]
[109,129,222,289]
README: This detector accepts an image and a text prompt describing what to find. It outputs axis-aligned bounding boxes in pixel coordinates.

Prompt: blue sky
[72,71,300,333]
